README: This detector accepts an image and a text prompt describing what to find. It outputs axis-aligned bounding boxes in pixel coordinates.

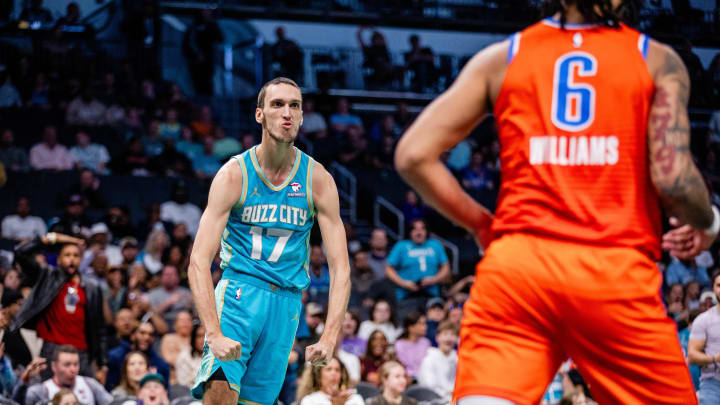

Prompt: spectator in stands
[147,264,193,327]
[370,115,401,144]
[689,270,720,404]
[360,330,393,386]
[96,72,118,106]
[28,72,50,109]
[176,126,202,162]
[666,255,711,288]
[66,87,107,127]
[107,322,170,390]
[182,9,223,96]
[0,66,21,108]
[357,26,398,89]
[118,107,145,141]
[11,233,108,380]
[30,125,73,171]
[350,249,377,309]
[70,130,110,174]
[297,356,364,405]
[108,308,136,349]
[330,98,364,137]
[124,286,168,336]
[335,329,362,386]
[308,245,331,306]
[394,102,413,131]
[18,0,53,27]
[394,310,430,381]
[24,345,112,405]
[3,268,20,292]
[400,190,426,223]
[160,183,201,236]
[81,223,123,273]
[358,299,400,343]
[144,119,165,158]
[114,136,151,176]
[700,290,718,313]
[212,126,241,162]
[339,126,371,168]
[49,194,92,237]
[1,196,46,241]
[190,105,215,140]
[159,108,182,141]
[417,320,458,401]
[137,229,168,275]
[368,228,390,281]
[174,322,204,387]
[299,98,327,140]
[372,133,397,172]
[170,222,192,252]
[271,26,303,83]
[424,297,446,346]
[686,281,702,311]
[65,168,107,210]
[111,351,149,398]
[51,389,79,405]
[159,310,192,372]
[299,302,325,351]
[365,361,417,405]
[461,149,495,194]
[137,373,169,405]
[404,34,436,92]
[105,207,135,242]
[149,139,193,178]
[0,129,29,172]
[386,219,450,304]
[0,288,26,373]
[340,310,366,357]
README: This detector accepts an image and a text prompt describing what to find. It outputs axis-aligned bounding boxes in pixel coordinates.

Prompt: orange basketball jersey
[492,18,661,259]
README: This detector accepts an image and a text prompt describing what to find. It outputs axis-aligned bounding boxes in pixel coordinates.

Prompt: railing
[430,233,460,276]
[330,162,357,223]
[373,196,405,242]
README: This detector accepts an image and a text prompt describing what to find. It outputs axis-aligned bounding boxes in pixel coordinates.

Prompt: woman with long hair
[366,361,417,405]
[360,330,394,386]
[357,300,400,343]
[137,229,169,275]
[160,310,193,371]
[112,351,150,398]
[175,322,205,386]
[297,356,365,405]
[394,310,430,381]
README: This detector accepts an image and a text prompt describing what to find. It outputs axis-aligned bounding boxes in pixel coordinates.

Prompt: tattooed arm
[647,41,717,258]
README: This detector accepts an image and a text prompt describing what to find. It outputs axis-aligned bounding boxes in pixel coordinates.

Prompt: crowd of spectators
[0,2,720,405]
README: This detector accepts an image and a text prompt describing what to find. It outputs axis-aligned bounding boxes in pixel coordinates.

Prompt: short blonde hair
[378,360,405,385]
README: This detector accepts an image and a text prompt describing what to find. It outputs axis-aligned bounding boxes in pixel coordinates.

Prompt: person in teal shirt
[386,219,450,302]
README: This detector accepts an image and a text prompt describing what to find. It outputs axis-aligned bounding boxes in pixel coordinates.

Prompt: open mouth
[282,122,293,129]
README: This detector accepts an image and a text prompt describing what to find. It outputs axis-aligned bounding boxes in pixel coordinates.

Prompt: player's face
[256,84,303,144]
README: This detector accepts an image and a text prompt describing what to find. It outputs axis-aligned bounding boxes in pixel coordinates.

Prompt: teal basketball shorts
[191,271,302,404]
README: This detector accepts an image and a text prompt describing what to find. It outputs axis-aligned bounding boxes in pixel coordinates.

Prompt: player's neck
[554,8,586,24]
[256,137,296,173]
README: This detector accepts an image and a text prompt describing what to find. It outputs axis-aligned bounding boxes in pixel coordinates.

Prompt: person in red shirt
[11,233,108,384]
[395,1,717,404]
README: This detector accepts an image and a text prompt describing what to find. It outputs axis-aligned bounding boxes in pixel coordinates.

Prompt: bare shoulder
[207,158,245,206]
[646,39,688,82]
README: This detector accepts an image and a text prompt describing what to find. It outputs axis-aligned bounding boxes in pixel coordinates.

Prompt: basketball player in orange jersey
[395,1,719,404]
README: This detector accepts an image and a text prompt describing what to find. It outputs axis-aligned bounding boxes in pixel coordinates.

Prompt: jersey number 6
[551,51,597,132]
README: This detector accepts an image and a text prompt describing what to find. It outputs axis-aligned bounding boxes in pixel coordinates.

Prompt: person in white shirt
[297,357,365,405]
[417,320,458,402]
[70,130,110,174]
[1,196,46,241]
[29,125,73,171]
[80,223,123,274]
[160,184,201,236]
[335,326,361,385]
[358,300,401,343]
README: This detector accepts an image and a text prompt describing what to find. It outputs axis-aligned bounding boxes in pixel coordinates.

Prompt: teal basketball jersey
[220,146,315,290]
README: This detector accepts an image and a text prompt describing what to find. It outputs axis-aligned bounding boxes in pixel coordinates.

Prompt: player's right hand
[662,217,717,260]
[208,334,242,361]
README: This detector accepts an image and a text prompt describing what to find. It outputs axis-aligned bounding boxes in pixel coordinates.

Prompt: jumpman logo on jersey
[291,312,298,321]
[250,187,259,197]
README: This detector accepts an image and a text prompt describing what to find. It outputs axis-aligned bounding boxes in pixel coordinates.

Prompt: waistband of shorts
[221,270,302,299]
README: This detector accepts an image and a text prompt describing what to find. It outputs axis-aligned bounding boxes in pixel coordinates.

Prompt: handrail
[373,196,404,242]
[430,233,460,276]
[329,162,356,223]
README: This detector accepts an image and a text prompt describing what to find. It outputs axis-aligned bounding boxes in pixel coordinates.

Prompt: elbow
[394,138,422,178]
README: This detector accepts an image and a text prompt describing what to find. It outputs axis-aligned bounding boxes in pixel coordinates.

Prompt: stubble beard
[262,117,296,145]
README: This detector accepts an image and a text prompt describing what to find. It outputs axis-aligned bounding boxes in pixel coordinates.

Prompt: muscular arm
[647,42,712,229]
[394,41,508,247]
[688,338,714,366]
[313,164,351,346]
[188,161,243,341]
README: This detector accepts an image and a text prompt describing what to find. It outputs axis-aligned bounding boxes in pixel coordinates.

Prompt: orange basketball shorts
[454,232,696,405]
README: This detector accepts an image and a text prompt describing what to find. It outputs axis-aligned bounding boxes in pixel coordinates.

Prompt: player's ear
[255,108,263,124]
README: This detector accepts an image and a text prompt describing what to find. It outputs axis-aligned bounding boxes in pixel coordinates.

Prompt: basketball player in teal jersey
[188,77,351,405]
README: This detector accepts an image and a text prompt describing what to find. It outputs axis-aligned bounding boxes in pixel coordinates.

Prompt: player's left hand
[306,339,333,367]
[419,277,435,287]
[662,217,717,260]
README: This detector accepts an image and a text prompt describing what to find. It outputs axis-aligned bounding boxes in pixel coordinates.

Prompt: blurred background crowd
[0,0,719,404]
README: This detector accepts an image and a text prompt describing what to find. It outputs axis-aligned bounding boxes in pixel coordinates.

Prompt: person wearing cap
[137,373,169,405]
[700,291,719,313]
[48,193,92,238]
[689,269,720,404]
[11,232,108,382]
[424,297,446,347]
[80,223,122,273]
